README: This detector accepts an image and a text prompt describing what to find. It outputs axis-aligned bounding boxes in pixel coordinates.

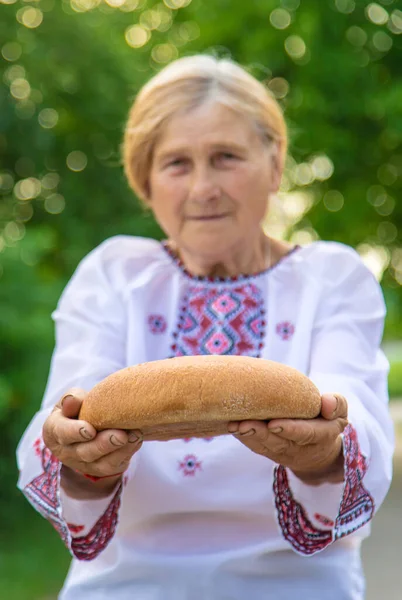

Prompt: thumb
[60,388,87,419]
[320,393,348,421]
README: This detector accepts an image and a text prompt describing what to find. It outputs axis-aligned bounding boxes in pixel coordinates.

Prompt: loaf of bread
[78,355,321,441]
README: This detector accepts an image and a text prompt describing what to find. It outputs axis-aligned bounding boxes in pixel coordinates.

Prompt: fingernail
[240,428,256,437]
[128,432,140,443]
[228,427,239,434]
[80,427,93,440]
[332,395,339,416]
[268,427,283,434]
[110,435,125,447]
[61,394,73,407]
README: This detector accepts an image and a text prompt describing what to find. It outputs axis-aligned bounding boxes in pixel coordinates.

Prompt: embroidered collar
[161,241,301,284]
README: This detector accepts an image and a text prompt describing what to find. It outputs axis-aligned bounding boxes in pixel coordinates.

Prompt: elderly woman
[17,55,393,600]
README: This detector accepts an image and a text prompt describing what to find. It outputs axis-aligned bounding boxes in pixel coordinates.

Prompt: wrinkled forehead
[153,101,270,157]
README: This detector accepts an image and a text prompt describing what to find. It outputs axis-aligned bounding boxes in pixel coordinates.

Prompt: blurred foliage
[0,0,402,501]
[388,361,402,398]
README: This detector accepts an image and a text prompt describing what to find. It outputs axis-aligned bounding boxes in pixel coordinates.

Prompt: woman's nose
[189,165,221,203]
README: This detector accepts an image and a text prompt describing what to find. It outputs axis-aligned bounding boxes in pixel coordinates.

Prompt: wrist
[61,465,123,499]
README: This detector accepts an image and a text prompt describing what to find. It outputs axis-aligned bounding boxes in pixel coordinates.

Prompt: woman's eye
[168,158,186,167]
[218,152,236,161]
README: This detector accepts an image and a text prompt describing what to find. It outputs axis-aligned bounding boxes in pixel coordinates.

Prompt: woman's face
[148,102,281,259]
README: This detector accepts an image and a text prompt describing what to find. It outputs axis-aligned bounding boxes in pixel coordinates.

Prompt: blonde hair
[122,54,288,202]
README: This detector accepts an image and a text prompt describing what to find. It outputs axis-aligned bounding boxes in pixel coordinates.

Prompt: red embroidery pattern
[33,437,41,457]
[71,486,122,561]
[24,445,70,546]
[179,454,202,476]
[24,437,123,561]
[148,314,167,334]
[171,284,266,357]
[276,321,295,340]
[67,523,85,534]
[273,424,374,555]
[314,513,335,528]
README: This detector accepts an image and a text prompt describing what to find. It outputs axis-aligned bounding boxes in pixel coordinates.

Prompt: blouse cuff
[273,424,374,556]
[22,436,124,561]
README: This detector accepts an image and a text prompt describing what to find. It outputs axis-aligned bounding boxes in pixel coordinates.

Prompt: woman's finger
[52,417,97,445]
[267,416,348,445]
[57,388,87,417]
[73,429,130,463]
[320,393,348,421]
[90,439,143,474]
[48,390,98,445]
[230,420,290,455]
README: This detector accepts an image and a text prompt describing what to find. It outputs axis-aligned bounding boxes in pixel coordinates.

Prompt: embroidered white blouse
[17,236,394,600]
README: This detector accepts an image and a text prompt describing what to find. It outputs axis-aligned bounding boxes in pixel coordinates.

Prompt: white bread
[79,355,321,441]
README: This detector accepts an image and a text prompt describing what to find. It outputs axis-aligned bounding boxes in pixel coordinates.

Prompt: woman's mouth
[187,214,229,221]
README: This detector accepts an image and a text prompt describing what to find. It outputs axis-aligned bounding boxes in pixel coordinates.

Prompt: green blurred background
[1,0,402,597]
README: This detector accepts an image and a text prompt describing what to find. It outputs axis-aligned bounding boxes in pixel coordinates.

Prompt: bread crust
[78,356,321,440]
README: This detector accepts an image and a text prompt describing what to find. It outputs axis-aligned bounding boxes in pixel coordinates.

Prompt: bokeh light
[10,78,31,100]
[0,173,14,194]
[366,3,389,26]
[118,0,142,12]
[367,184,387,206]
[3,65,26,85]
[44,193,66,214]
[388,10,402,34]
[377,163,398,186]
[346,26,368,47]
[70,0,102,12]
[284,35,306,60]
[155,5,173,32]
[105,0,126,6]
[151,43,178,64]
[38,108,59,129]
[67,151,88,172]
[163,0,192,9]
[293,163,314,186]
[13,178,41,201]
[4,221,26,243]
[140,9,161,30]
[310,155,334,181]
[377,221,398,244]
[268,77,290,99]
[375,195,395,216]
[270,9,291,30]
[323,190,344,212]
[125,24,151,48]
[391,248,402,285]
[290,228,319,245]
[357,243,390,281]
[41,173,60,190]
[1,42,22,62]
[335,0,355,15]
[14,202,34,223]
[16,7,44,29]
[372,31,393,53]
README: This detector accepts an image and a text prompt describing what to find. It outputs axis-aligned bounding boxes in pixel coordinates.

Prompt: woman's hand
[228,393,348,485]
[42,389,143,498]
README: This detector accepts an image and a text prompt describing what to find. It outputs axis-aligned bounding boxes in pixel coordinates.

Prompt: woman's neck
[166,235,294,278]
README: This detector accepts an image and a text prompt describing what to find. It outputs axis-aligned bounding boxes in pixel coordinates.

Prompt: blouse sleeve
[273,245,394,556]
[16,238,137,561]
